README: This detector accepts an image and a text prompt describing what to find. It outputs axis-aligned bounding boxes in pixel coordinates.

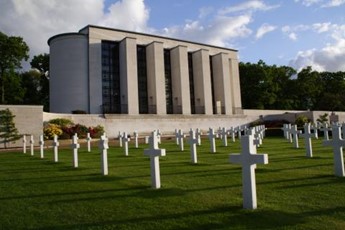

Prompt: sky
[1,0,345,72]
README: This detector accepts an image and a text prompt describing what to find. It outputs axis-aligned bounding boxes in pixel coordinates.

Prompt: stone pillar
[120,37,139,115]
[170,45,191,115]
[211,53,233,115]
[192,49,213,115]
[146,42,166,115]
[229,58,243,114]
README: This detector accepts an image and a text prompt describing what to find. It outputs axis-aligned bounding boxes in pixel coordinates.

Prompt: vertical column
[170,45,191,115]
[120,37,139,115]
[211,53,233,115]
[229,58,243,114]
[192,49,213,115]
[146,42,166,115]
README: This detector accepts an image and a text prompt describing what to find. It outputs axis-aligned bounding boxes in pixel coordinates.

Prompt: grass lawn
[1,136,345,229]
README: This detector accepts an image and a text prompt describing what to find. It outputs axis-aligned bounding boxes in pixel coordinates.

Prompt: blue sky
[1,0,345,72]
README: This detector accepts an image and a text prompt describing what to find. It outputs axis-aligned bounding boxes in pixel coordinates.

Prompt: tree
[0,31,29,104]
[0,108,21,148]
[30,54,50,111]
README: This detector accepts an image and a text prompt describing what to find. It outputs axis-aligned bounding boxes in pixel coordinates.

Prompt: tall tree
[30,54,50,111]
[0,31,29,104]
[0,108,21,148]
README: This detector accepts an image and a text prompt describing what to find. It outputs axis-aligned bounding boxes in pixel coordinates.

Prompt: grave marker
[290,125,301,148]
[176,129,185,151]
[189,129,198,164]
[300,123,316,158]
[208,128,216,153]
[86,132,92,152]
[229,134,268,209]
[23,135,27,154]
[320,123,330,141]
[52,135,59,162]
[30,135,34,156]
[39,135,44,159]
[220,127,228,147]
[144,130,166,189]
[196,128,202,146]
[123,132,130,156]
[71,134,80,168]
[118,132,123,147]
[323,125,345,177]
[228,127,236,142]
[99,133,109,176]
[134,131,139,148]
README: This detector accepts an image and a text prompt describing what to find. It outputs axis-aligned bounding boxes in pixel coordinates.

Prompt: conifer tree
[0,108,20,148]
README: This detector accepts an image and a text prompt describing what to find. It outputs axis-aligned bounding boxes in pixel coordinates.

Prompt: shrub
[43,124,63,140]
[49,118,74,127]
[89,125,105,138]
[295,115,310,127]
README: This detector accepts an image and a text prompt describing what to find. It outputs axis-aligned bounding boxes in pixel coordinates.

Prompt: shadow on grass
[33,205,308,230]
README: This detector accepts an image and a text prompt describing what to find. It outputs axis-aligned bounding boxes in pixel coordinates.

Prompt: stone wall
[0,105,43,148]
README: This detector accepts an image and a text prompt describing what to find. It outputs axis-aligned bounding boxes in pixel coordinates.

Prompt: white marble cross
[70,134,80,168]
[134,131,139,148]
[228,127,236,142]
[290,125,301,148]
[236,126,242,140]
[144,130,166,189]
[220,127,228,147]
[175,129,179,145]
[310,124,319,139]
[323,125,345,177]
[86,132,92,152]
[23,135,27,154]
[30,135,34,156]
[39,135,45,159]
[122,132,130,156]
[189,129,198,164]
[176,129,185,151]
[99,133,109,176]
[118,131,123,147]
[157,129,162,144]
[229,134,268,209]
[52,135,59,162]
[208,128,216,153]
[320,123,330,141]
[300,123,316,158]
[196,128,202,146]
[281,124,289,140]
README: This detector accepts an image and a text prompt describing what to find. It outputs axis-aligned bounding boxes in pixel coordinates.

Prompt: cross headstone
[310,124,319,139]
[220,127,228,147]
[39,135,44,159]
[145,136,149,144]
[157,129,162,144]
[70,134,80,168]
[86,132,92,152]
[196,128,202,146]
[118,131,123,147]
[144,130,166,189]
[300,123,316,158]
[323,125,345,177]
[134,131,139,148]
[122,132,130,156]
[236,126,242,140]
[175,129,179,145]
[229,134,268,209]
[23,135,27,154]
[228,127,236,142]
[320,123,330,141]
[208,128,216,153]
[290,125,301,148]
[99,133,109,176]
[189,129,199,164]
[52,135,59,162]
[176,129,185,151]
[30,135,34,156]
[281,124,289,140]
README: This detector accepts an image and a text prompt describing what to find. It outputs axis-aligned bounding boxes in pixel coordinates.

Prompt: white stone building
[48,25,242,115]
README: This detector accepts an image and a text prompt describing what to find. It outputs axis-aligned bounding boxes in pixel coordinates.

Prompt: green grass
[1,137,345,230]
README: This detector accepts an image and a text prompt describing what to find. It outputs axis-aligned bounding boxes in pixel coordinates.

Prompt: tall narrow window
[209,56,216,114]
[164,49,173,114]
[188,53,196,114]
[101,41,121,113]
[137,45,148,114]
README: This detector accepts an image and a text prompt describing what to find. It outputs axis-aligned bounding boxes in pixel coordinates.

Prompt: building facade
[48,25,242,115]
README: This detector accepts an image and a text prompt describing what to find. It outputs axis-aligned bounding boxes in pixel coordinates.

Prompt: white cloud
[219,0,279,14]
[289,32,298,41]
[321,0,345,7]
[255,23,276,39]
[0,0,150,68]
[295,0,345,7]
[294,0,322,6]
[289,24,345,72]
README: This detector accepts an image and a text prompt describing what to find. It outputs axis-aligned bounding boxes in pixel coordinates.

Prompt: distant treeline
[239,60,345,111]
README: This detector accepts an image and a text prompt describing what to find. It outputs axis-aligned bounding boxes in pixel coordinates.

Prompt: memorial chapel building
[48,25,243,115]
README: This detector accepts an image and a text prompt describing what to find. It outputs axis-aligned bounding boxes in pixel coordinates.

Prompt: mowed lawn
[1,136,345,230]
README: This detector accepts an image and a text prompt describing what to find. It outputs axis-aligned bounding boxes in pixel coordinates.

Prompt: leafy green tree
[0,31,29,104]
[0,108,21,148]
[3,70,25,104]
